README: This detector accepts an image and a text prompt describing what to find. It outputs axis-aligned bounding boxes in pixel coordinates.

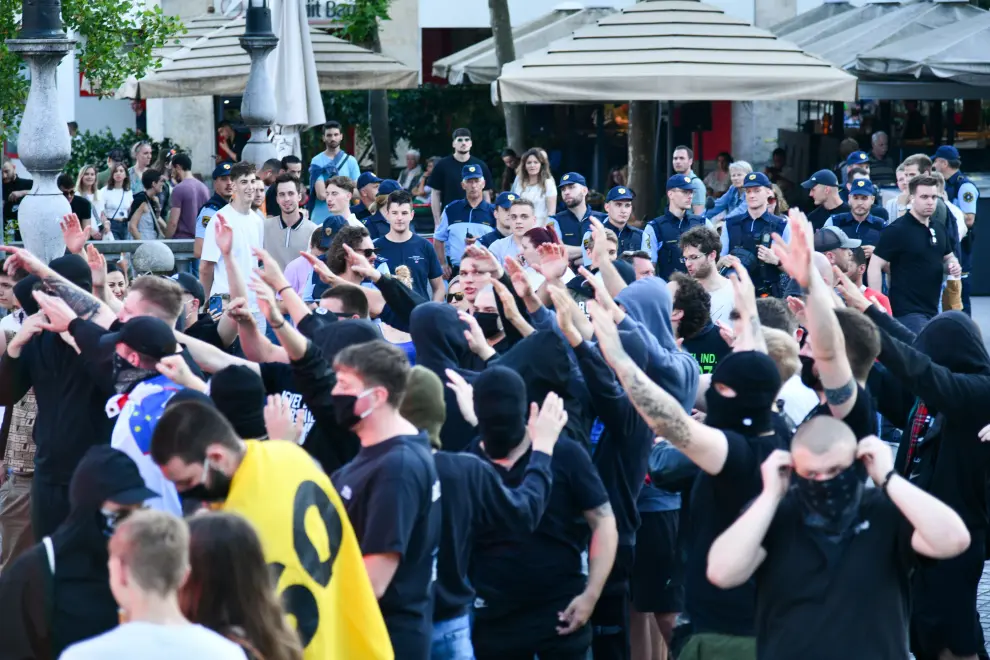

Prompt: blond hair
[762,326,800,384]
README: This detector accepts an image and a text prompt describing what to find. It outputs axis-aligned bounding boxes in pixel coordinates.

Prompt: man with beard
[835,275,990,660]
[845,247,891,315]
[151,400,393,660]
[824,179,885,256]
[643,175,710,280]
[813,226,860,277]
[707,418,970,660]
[428,128,494,229]
[551,172,607,262]
[309,120,361,221]
[801,170,847,232]
[679,225,733,325]
[579,186,643,266]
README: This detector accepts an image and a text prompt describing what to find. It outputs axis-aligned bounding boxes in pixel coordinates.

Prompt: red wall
[693,101,732,161]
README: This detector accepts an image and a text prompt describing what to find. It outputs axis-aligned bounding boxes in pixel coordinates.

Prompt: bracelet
[881,469,897,494]
[270,319,285,330]
[276,285,292,297]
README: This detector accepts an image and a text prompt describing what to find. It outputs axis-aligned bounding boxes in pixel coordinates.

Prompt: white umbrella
[270,0,325,158]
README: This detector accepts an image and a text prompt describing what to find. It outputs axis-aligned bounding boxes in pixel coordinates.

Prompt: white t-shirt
[200,204,265,310]
[60,621,247,660]
[512,176,556,224]
[778,374,820,427]
[707,279,735,326]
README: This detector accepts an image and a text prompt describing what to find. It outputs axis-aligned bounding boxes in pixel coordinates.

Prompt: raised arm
[587,217,628,298]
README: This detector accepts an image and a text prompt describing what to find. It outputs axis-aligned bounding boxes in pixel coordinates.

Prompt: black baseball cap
[99,316,178,359]
[171,272,206,307]
[72,445,158,506]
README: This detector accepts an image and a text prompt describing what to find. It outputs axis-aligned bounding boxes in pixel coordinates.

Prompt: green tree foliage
[64,128,181,180]
[0,0,183,140]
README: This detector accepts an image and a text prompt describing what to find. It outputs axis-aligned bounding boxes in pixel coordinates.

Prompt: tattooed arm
[587,300,730,475]
[805,266,858,420]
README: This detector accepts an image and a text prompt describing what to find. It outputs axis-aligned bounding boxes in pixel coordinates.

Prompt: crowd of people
[0,117,986,660]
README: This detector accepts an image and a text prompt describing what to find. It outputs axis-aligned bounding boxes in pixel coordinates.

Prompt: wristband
[270,319,286,330]
[276,285,292,297]
[881,469,897,494]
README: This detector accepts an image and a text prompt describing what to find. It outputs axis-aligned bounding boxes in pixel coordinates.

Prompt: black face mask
[181,462,232,503]
[704,385,773,436]
[98,506,139,538]
[112,353,159,394]
[799,355,822,392]
[474,312,502,339]
[793,462,865,536]
[480,421,527,460]
[331,391,372,429]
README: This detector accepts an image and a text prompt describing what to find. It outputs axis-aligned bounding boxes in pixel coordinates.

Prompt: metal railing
[6,239,197,270]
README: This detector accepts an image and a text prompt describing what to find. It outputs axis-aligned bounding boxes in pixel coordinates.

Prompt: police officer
[479,192,516,249]
[934,144,979,315]
[720,171,789,296]
[643,175,710,280]
[580,186,643,267]
[363,179,401,240]
[551,172,607,262]
[825,178,885,253]
[432,164,496,279]
[839,156,889,222]
[192,161,235,275]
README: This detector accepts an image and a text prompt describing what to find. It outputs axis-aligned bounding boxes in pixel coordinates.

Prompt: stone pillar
[8,0,74,262]
[239,1,279,169]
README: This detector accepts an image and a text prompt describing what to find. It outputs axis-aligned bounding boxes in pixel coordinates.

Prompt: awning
[495,0,857,104]
[432,5,616,84]
[117,14,417,99]
[797,0,986,71]
[854,10,990,87]
[769,1,855,38]
[772,0,902,50]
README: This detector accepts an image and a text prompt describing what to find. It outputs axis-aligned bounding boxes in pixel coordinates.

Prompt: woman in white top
[99,163,134,240]
[884,165,909,223]
[511,148,556,225]
[75,164,99,207]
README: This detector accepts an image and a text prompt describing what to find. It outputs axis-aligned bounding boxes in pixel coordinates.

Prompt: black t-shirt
[331,433,441,660]
[807,384,876,439]
[69,196,92,224]
[258,362,315,446]
[682,323,732,375]
[807,201,849,231]
[264,184,278,218]
[427,156,494,206]
[469,437,609,621]
[685,429,787,637]
[3,176,33,223]
[874,213,952,318]
[756,490,915,659]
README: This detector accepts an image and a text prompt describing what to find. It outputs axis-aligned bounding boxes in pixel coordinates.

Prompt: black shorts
[631,510,683,614]
[910,528,986,659]
[473,596,592,659]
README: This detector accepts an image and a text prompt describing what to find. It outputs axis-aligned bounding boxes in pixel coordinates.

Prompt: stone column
[239,0,279,169]
[7,0,74,262]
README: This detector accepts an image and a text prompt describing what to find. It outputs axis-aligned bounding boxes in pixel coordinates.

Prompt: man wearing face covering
[585,291,785,659]
[467,366,617,660]
[0,445,157,659]
[707,417,970,660]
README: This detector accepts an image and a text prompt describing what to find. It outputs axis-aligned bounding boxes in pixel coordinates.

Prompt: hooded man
[468,367,617,660]
[0,445,157,659]
[208,364,267,440]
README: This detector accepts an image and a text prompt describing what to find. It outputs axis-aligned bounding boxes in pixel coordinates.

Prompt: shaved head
[791,416,858,481]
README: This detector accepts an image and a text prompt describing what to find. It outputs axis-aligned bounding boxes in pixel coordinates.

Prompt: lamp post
[7,0,74,262]
[238,0,279,168]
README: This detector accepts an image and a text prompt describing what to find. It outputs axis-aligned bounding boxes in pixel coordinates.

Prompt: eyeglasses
[683,254,707,263]
[360,248,376,259]
[447,291,465,303]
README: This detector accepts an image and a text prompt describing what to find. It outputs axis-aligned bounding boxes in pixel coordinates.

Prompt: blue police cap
[606,186,635,202]
[357,172,382,189]
[318,215,349,249]
[559,172,587,188]
[212,161,234,179]
[495,191,518,209]
[933,145,960,162]
[742,172,772,189]
[461,164,484,180]
[666,174,695,192]
[377,179,402,195]
[801,169,838,189]
[849,178,876,197]
[845,151,869,167]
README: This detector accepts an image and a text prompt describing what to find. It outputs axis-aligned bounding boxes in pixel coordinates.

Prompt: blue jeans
[110,220,129,240]
[432,614,474,660]
[895,313,931,336]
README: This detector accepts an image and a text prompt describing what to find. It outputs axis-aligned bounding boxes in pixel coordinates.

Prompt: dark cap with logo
[666,174,695,192]
[801,169,839,189]
[559,172,587,188]
[99,315,178,360]
[319,215,349,249]
[845,151,870,167]
[607,186,635,202]
[212,161,234,179]
[495,191,518,209]
[849,178,876,197]
[742,172,772,189]
[357,172,382,189]
[461,164,484,181]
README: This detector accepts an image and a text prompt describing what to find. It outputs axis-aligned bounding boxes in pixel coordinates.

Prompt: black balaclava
[793,462,866,538]
[209,365,267,438]
[14,254,94,317]
[705,351,781,436]
[799,354,821,391]
[474,366,528,459]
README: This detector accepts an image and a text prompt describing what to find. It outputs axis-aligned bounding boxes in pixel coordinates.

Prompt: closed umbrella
[270,0,325,158]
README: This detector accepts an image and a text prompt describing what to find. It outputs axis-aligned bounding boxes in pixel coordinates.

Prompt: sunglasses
[359,248,376,259]
[447,291,465,303]
[767,196,777,203]
[929,227,937,246]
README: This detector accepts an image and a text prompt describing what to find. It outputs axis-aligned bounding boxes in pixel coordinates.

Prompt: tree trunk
[488,0,525,153]
[628,101,656,224]
[368,28,392,178]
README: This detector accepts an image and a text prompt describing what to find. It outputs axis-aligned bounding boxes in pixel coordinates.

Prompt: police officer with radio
[579,186,643,267]
[934,144,979,315]
[824,178,885,254]
[551,172,607,263]
[192,162,235,273]
[643,175,710,280]
[720,172,789,296]
[432,164,497,279]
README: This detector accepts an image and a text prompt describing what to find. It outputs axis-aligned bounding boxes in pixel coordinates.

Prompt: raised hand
[504,256,532,299]
[32,290,78,334]
[832,266,872,313]
[587,299,625,365]
[0,246,46,278]
[772,209,814,288]
[445,368,478,427]
[856,435,895,487]
[300,252,343,287]
[725,255,758,321]
[248,275,280,324]
[577,266,624,324]
[342,243,381,282]
[533,242,568,281]
[225,297,256,328]
[251,247,290,292]
[528,391,568,456]
[458,310,494,359]
[587,216,611,264]
[760,450,793,501]
[156,354,206,391]
[86,244,107,290]
[547,285,582,346]
[462,244,503,278]
[263,394,305,443]
[215,214,234,257]
[60,213,87,255]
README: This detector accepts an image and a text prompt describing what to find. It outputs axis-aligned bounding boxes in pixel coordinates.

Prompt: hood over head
[400,366,446,449]
[615,276,679,353]
[411,303,472,375]
[913,311,990,375]
[302,317,381,363]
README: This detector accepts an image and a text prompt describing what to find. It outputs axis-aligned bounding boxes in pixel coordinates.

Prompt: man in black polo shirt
[868,175,961,334]
[707,417,970,660]
[330,341,441,660]
[801,169,848,231]
[428,128,493,229]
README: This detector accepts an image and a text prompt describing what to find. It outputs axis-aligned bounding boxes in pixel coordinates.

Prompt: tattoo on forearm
[613,357,693,450]
[824,379,856,406]
[42,277,102,320]
[590,502,613,520]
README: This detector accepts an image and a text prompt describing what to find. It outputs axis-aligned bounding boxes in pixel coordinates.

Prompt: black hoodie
[867,307,990,530]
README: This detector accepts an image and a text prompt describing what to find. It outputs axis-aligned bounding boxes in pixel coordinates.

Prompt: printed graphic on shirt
[276,390,315,444]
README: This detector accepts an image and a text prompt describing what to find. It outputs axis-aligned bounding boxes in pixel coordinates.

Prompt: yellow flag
[223,441,394,660]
